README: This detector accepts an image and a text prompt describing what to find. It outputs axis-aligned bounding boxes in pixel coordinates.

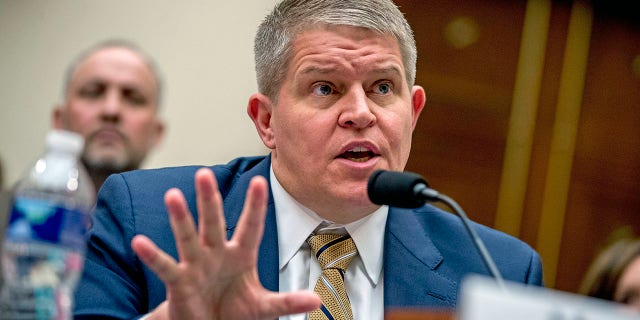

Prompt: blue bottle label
[6,197,89,251]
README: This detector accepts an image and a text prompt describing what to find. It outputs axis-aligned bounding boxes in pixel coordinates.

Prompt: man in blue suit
[74,0,543,319]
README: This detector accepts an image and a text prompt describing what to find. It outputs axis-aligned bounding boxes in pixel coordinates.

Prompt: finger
[194,168,226,248]
[259,290,321,319]
[165,188,201,263]
[131,235,181,285]
[146,301,169,320]
[231,176,268,251]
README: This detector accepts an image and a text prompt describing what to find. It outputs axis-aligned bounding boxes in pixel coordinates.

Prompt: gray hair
[254,0,417,101]
[62,39,164,107]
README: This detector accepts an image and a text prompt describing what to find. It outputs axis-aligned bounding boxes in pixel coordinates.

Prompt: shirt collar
[271,166,388,285]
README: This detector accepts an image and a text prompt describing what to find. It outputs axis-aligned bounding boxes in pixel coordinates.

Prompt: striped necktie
[307,233,358,320]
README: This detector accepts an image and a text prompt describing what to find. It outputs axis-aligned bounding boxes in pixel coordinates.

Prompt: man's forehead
[292,25,401,55]
[291,27,404,75]
[71,48,157,86]
[74,48,154,79]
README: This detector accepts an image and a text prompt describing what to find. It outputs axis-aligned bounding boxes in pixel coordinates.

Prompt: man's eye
[122,88,148,105]
[312,83,334,96]
[373,82,392,95]
[78,84,105,98]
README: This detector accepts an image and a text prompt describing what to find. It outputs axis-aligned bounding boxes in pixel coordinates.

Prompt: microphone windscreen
[367,170,429,208]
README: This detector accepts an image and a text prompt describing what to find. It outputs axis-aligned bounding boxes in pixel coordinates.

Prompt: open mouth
[338,147,377,163]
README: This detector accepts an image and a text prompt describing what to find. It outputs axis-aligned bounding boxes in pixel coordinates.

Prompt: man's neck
[89,171,110,193]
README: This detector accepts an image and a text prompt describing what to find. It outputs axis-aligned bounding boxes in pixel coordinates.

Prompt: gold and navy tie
[307,233,358,320]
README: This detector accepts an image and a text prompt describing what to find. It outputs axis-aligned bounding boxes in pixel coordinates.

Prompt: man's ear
[410,86,426,130]
[151,118,165,149]
[247,93,275,149]
[52,105,65,129]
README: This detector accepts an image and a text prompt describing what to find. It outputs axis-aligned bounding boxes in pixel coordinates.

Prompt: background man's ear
[52,105,66,129]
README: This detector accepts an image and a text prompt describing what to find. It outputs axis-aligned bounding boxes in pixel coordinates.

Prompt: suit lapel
[220,157,458,304]
[223,156,280,292]
[384,207,457,308]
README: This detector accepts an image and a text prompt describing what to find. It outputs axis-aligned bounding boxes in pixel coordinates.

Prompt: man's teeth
[342,148,373,162]
[349,146,368,153]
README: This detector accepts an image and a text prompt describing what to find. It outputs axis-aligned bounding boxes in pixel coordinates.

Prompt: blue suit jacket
[74,156,543,319]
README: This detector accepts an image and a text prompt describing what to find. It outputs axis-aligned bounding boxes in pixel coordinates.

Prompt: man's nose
[338,88,376,129]
[100,90,122,120]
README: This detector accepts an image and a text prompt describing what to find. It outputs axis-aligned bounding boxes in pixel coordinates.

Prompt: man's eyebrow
[299,65,403,76]
[299,66,335,75]
[78,78,106,85]
[371,65,403,77]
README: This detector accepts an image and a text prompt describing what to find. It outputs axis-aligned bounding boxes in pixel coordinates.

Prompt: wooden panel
[396,0,640,294]
[554,11,640,292]
[398,0,527,227]
[519,0,572,249]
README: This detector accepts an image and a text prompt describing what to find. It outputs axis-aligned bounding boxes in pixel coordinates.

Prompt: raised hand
[131,168,320,320]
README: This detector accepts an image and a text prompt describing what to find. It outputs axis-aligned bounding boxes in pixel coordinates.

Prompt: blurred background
[397,0,639,292]
[1,0,638,294]
[0,0,276,190]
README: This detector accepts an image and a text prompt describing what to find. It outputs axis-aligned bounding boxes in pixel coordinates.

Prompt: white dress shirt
[271,167,387,320]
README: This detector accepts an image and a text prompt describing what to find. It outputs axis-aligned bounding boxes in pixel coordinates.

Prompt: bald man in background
[0,40,166,288]
[52,40,165,192]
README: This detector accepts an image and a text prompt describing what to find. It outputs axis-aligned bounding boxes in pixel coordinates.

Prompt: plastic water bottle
[1,130,95,320]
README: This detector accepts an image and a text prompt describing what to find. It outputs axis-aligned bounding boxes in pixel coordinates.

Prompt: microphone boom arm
[416,185,507,291]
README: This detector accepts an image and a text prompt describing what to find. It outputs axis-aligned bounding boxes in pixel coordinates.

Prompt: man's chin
[82,155,131,174]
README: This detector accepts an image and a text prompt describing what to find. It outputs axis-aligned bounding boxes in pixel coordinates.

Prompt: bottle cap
[46,130,85,156]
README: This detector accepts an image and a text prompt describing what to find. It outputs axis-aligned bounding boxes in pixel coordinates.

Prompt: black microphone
[367,170,506,290]
[367,170,438,208]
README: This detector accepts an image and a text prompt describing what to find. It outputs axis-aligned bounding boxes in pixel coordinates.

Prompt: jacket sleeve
[526,249,544,286]
[74,173,149,319]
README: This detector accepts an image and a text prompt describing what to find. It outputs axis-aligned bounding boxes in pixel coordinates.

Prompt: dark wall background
[396,0,640,293]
